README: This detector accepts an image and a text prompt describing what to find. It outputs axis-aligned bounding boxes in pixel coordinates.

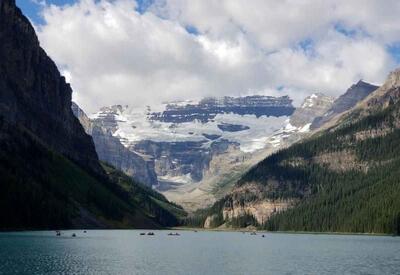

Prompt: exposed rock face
[72,104,158,186]
[134,138,240,185]
[222,200,291,225]
[71,102,92,135]
[311,81,378,129]
[204,214,219,229]
[358,69,400,114]
[0,0,103,175]
[203,183,294,226]
[290,93,335,128]
[150,95,295,123]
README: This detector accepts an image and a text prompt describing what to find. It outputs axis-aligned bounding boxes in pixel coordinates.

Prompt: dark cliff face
[0,0,103,175]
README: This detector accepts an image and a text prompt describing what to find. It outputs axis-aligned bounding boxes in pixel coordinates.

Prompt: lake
[0,230,398,275]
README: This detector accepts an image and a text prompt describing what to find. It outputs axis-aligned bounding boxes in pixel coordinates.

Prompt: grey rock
[290,93,335,128]
[311,81,378,129]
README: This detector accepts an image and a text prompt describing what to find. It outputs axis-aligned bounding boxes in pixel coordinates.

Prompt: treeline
[263,159,400,234]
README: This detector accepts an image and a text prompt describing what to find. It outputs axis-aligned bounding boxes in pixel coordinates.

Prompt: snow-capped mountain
[73,93,337,210]
[86,96,294,187]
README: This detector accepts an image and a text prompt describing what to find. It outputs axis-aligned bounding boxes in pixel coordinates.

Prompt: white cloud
[35,0,399,112]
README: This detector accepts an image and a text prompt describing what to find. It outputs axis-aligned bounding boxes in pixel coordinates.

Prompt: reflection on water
[0,230,399,275]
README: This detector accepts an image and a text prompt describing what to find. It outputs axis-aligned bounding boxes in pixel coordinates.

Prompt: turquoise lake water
[0,230,399,274]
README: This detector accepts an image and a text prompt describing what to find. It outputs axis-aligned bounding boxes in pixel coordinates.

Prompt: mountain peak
[351,79,377,90]
[290,93,334,128]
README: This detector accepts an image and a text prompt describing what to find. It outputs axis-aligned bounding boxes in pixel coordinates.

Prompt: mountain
[77,95,298,209]
[75,93,337,212]
[194,72,400,235]
[311,80,378,129]
[0,0,183,230]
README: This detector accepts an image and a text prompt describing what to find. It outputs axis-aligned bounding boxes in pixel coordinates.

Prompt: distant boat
[168,233,180,236]
[147,232,155,236]
[83,230,87,233]
[262,235,265,238]
[56,231,61,236]
[140,233,146,236]
[250,232,257,235]
[72,233,76,237]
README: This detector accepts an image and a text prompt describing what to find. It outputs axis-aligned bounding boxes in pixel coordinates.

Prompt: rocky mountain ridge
[311,80,378,129]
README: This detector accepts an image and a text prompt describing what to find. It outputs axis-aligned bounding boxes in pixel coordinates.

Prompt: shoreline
[1,227,397,237]
[171,226,397,237]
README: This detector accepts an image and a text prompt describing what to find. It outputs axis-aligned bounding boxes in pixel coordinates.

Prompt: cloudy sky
[18,0,400,112]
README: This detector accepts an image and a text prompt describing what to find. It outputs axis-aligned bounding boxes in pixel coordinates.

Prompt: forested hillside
[194,71,400,235]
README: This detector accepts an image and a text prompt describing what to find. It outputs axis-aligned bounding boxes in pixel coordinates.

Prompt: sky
[16,0,400,113]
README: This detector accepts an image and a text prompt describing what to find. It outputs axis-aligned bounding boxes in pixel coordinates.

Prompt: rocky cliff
[0,0,103,176]
[72,103,158,186]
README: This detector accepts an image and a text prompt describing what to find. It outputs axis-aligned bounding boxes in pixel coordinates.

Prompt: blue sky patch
[135,0,154,14]
[185,25,199,35]
[16,0,76,24]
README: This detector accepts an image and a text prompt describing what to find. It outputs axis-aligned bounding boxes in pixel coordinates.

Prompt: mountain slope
[0,0,183,230]
[72,103,158,186]
[196,72,400,235]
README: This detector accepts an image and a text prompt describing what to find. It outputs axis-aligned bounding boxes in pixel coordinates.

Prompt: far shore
[171,226,398,237]
[0,227,397,237]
